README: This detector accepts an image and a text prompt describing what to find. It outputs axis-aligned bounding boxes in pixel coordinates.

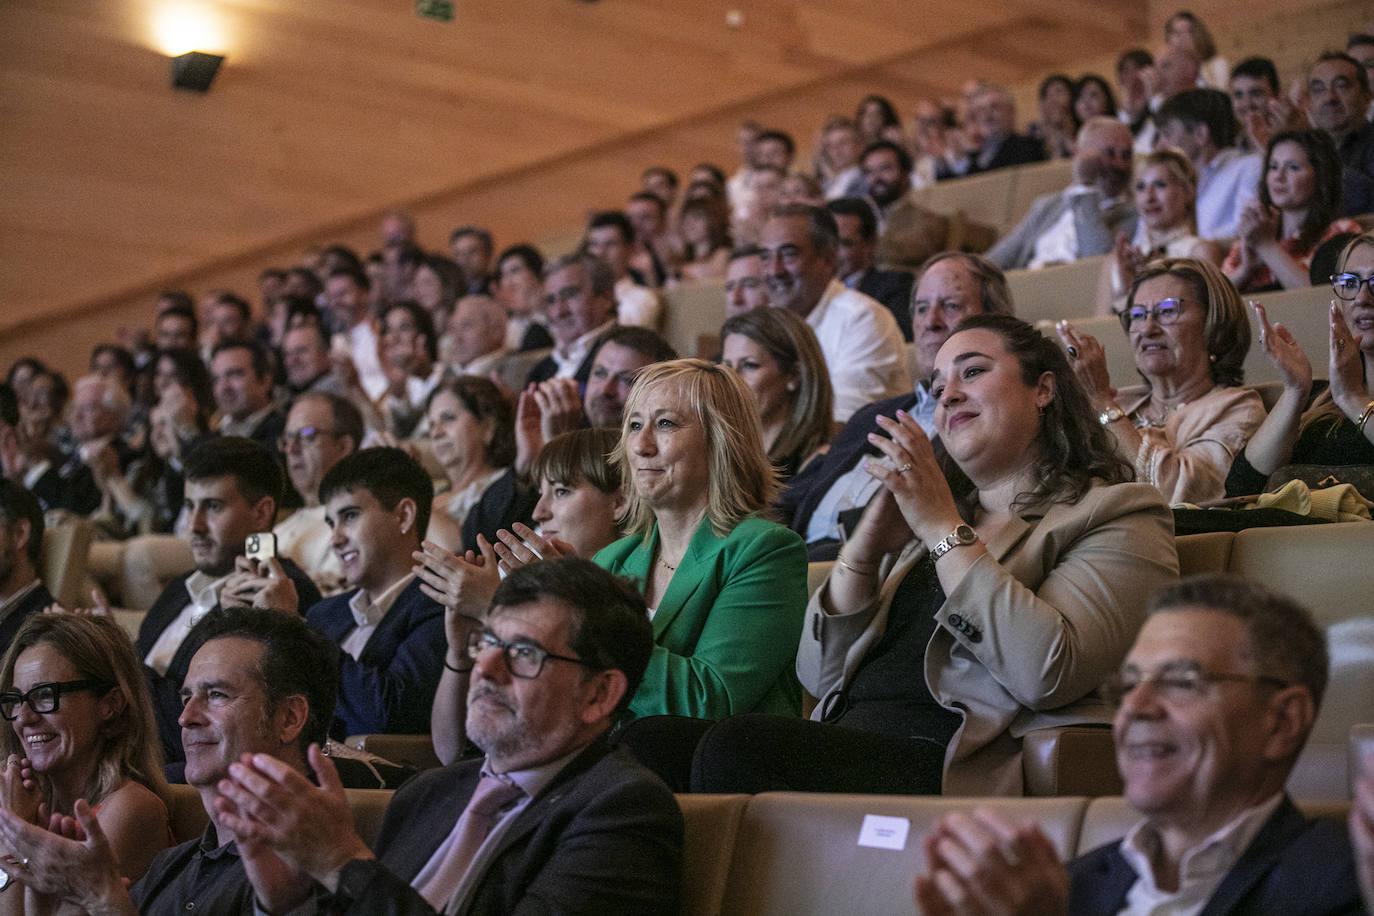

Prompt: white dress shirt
[549,320,615,380]
[1196,148,1262,241]
[339,573,413,661]
[806,280,912,422]
[614,277,662,330]
[144,570,229,676]
[1117,793,1283,916]
[1030,186,1126,269]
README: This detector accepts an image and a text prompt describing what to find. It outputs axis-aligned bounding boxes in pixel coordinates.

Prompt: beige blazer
[796,482,1179,796]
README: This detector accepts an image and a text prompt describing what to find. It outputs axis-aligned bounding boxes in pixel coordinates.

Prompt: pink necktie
[421,774,524,912]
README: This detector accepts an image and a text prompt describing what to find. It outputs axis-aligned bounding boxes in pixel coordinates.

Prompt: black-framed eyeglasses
[1331,273,1374,301]
[0,679,112,720]
[1101,664,1290,707]
[277,427,342,450]
[465,631,596,680]
[1119,298,1191,332]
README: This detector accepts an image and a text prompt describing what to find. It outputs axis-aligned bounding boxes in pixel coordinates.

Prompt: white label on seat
[857,814,910,850]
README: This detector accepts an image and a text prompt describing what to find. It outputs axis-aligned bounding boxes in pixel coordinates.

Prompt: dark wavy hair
[1258,129,1344,253]
[948,314,1133,510]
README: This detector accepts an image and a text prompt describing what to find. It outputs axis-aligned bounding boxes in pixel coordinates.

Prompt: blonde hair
[0,615,168,811]
[1139,148,1199,229]
[613,359,778,538]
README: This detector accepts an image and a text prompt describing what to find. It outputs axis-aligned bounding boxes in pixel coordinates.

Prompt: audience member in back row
[827,196,916,340]
[492,244,554,353]
[914,575,1360,915]
[723,245,771,318]
[760,204,912,422]
[782,252,1012,560]
[0,479,49,654]
[136,437,321,763]
[720,307,834,484]
[986,117,1137,271]
[596,359,808,721]
[425,375,535,553]
[0,613,172,901]
[1059,258,1265,505]
[1224,129,1362,293]
[1154,88,1262,243]
[1227,232,1374,500]
[692,316,1178,797]
[526,254,618,387]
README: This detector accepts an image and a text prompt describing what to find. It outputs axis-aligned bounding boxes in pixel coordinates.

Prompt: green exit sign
[417,0,453,22]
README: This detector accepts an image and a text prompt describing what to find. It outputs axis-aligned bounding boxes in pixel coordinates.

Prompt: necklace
[657,556,678,572]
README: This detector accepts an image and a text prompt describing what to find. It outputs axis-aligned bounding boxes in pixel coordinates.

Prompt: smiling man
[208,558,682,915]
[137,438,321,765]
[526,255,619,387]
[914,575,1361,915]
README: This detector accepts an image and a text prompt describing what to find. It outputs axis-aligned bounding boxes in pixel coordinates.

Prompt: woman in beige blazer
[692,314,1179,796]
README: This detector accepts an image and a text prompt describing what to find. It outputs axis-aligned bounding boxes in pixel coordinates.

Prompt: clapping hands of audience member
[914,809,1068,916]
[1111,233,1147,296]
[1253,301,1313,396]
[0,801,134,914]
[1329,303,1371,420]
[0,755,42,825]
[214,746,373,897]
[862,411,963,549]
[1054,321,1113,405]
[43,587,114,618]
[513,379,583,477]
[413,537,500,629]
[493,522,577,572]
[221,556,300,613]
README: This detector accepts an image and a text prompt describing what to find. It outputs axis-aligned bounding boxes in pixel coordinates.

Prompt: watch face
[954,524,976,544]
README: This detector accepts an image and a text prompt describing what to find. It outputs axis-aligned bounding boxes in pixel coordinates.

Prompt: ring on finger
[1066,345,1079,359]
[897,462,913,474]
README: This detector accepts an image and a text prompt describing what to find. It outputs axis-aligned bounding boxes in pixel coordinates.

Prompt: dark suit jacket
[855,268,915,341]
[28,439,134,515]
[306,577,444,739]
[0,582,54,656]
[970,132,1047,174]
[1068,796,1362,915]
[524,329,610,388]
[459,468,538,555]
[779,391,921,544]
[328,740,682,915]
[138,559,321,763]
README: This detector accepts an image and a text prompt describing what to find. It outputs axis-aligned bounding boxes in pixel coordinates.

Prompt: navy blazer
[779,391,921,545]
[325,740,682,915]
[459,468,537,555]
[1068,796,1362,915]
[305,577,444,739]
[0,582,54,656]
[855,268,915,341]
[138,558,320,763]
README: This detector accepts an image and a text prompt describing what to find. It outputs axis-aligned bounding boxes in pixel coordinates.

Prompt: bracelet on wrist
[443,657,473,674]
[1357,400,1374,434]
[836,554,878,576]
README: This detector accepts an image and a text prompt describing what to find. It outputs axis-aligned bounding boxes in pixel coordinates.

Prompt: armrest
[345,733,442,771]
[1022,725,1121,797]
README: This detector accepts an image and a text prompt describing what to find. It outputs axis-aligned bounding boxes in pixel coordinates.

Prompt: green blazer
[596,515,808,720]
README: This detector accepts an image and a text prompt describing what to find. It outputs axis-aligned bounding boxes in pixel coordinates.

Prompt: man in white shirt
[525,255,618,387]
[1156,89,1261,240]
[378,302,443,439]
[987,117,1137,270]
[584,212,663,331]
[325,266,389,401]
[914,576,1360,915]
[136,437,322,764]
[760,204,912,422]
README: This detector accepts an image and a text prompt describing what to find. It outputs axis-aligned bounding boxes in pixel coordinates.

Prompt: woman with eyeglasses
[0,614,170,907]
[1225,232,1374,500]
[1058,258,1266,504]
[1223,129,1361,293]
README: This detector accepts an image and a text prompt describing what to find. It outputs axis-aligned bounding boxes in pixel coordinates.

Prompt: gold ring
[898,463,913,474]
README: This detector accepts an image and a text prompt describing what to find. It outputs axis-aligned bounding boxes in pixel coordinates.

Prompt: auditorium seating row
[161,781,1355,915]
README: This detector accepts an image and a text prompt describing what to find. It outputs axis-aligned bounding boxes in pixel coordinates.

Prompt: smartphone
[245,533,277,563]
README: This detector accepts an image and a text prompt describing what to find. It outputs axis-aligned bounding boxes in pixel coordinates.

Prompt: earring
[1208,353,1217,362]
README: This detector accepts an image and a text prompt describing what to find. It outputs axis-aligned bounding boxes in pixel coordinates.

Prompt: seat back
[1008,256,1109,325]
[1175,531,1236,578]
[1007,159,1075,226]
[717,793,1087,915]
[1227,521,1374,799]
[662,281,726,359]
[676,794,750,916]
[1022,726,1121,797]
[41,520,93,609]
[922,169,1018,232]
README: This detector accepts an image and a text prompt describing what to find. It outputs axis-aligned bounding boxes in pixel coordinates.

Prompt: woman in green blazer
[596,359,808,720]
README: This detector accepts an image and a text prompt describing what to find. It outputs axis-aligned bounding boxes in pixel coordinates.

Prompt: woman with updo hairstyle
[1061,257,1265,504]
[720,307,835,483]
[597,359,808,721]
[0,615,171,907]
[425,375,535,553]
[1225,129,1360,292]
[690,315,1177,796]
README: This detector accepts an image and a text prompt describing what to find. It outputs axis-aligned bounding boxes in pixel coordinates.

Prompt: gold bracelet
[836,554,878,576]
[1358,400,1374,434]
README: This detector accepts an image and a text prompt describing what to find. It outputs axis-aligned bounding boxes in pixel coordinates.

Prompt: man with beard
[987,117,1138,270]
[206,558,683,915]
[861,141,950,270]
[136,437,321,763]
[760,204,911,421]
[513,326,676,478]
